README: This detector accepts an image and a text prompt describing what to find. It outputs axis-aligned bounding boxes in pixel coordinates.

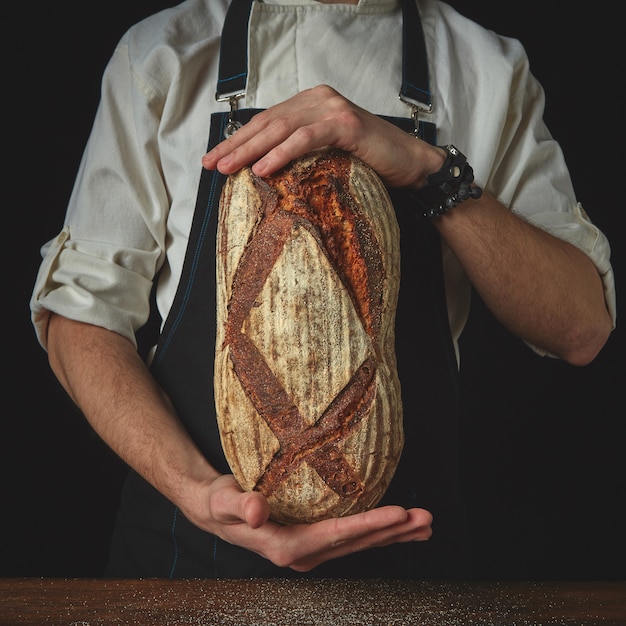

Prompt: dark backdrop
[5,1,624,580]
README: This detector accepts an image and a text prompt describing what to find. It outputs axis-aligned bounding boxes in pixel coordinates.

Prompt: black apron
[106,0,469,580]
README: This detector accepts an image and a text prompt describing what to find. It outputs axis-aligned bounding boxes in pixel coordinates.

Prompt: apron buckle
[399,95,433,139]
[217,92,246,138]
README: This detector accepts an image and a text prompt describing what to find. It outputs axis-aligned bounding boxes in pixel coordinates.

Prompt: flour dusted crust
[214,148,402,524]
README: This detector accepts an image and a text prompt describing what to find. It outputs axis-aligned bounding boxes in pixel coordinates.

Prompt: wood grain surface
[1,578,624,625]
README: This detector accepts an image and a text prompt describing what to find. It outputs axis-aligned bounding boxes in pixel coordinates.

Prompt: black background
[4,1,625,580]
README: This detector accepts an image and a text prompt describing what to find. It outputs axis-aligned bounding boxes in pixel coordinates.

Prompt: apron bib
[107,0,469,580]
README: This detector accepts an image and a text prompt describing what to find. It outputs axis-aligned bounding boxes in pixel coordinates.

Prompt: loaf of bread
[214,148,403,524]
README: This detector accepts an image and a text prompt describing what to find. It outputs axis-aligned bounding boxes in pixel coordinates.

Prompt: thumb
[240,490,272,529]
[209,475,271,528]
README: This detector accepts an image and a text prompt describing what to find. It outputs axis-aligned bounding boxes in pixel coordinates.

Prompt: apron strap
[399,0,432,112]
[152,108,264,372]
[215,0,432,113]
[215,0,254,99]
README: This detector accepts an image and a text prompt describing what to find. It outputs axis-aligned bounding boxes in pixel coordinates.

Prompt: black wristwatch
[408,145,482,220]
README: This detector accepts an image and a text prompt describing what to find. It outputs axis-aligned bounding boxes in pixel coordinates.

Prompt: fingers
[208,123,327,178]
[241,124,337,178]
[256,506,432,573]
[285,507,433,572]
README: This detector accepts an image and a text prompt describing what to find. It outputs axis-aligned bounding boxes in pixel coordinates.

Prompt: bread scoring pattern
[215,149,403,524]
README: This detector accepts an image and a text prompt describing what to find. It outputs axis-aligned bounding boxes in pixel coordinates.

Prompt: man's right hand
[198,474,433,572]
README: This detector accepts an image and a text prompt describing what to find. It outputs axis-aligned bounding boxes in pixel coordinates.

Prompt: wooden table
[1,578,624,625]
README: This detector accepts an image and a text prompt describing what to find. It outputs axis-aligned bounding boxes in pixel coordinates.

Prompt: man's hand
[202,84,445,189]
[196,474,433,572]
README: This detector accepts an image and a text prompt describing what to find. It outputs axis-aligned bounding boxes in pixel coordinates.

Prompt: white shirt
[30,0,616,364]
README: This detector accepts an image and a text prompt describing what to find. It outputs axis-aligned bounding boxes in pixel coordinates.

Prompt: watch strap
[409,145,482,219]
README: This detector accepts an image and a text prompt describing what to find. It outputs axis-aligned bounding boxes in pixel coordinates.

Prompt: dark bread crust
[254,150,386,340]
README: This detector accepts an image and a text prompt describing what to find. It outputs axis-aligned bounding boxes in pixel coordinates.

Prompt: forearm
[46,314,220,520]
[433,192,612,365]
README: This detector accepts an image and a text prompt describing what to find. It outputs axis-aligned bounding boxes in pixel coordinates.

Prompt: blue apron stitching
[212,534,219,578]
[169,506,180,579]
[405,81,431,99]
[218,71,247,84]
[155,116,227,364]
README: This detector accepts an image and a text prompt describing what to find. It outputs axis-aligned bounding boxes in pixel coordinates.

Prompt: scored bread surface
[215,148,403,524]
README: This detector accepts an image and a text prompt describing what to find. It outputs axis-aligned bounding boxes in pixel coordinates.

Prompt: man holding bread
[30,0,615,579]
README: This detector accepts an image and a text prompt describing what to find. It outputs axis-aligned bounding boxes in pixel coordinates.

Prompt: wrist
[410,144,447,188]
[171,459,222,521]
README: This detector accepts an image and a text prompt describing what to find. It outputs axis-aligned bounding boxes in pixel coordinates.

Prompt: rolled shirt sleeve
[429,4,616,343]
[30,35,168,349]
[488,42,617,332]
[30,227,159,349]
